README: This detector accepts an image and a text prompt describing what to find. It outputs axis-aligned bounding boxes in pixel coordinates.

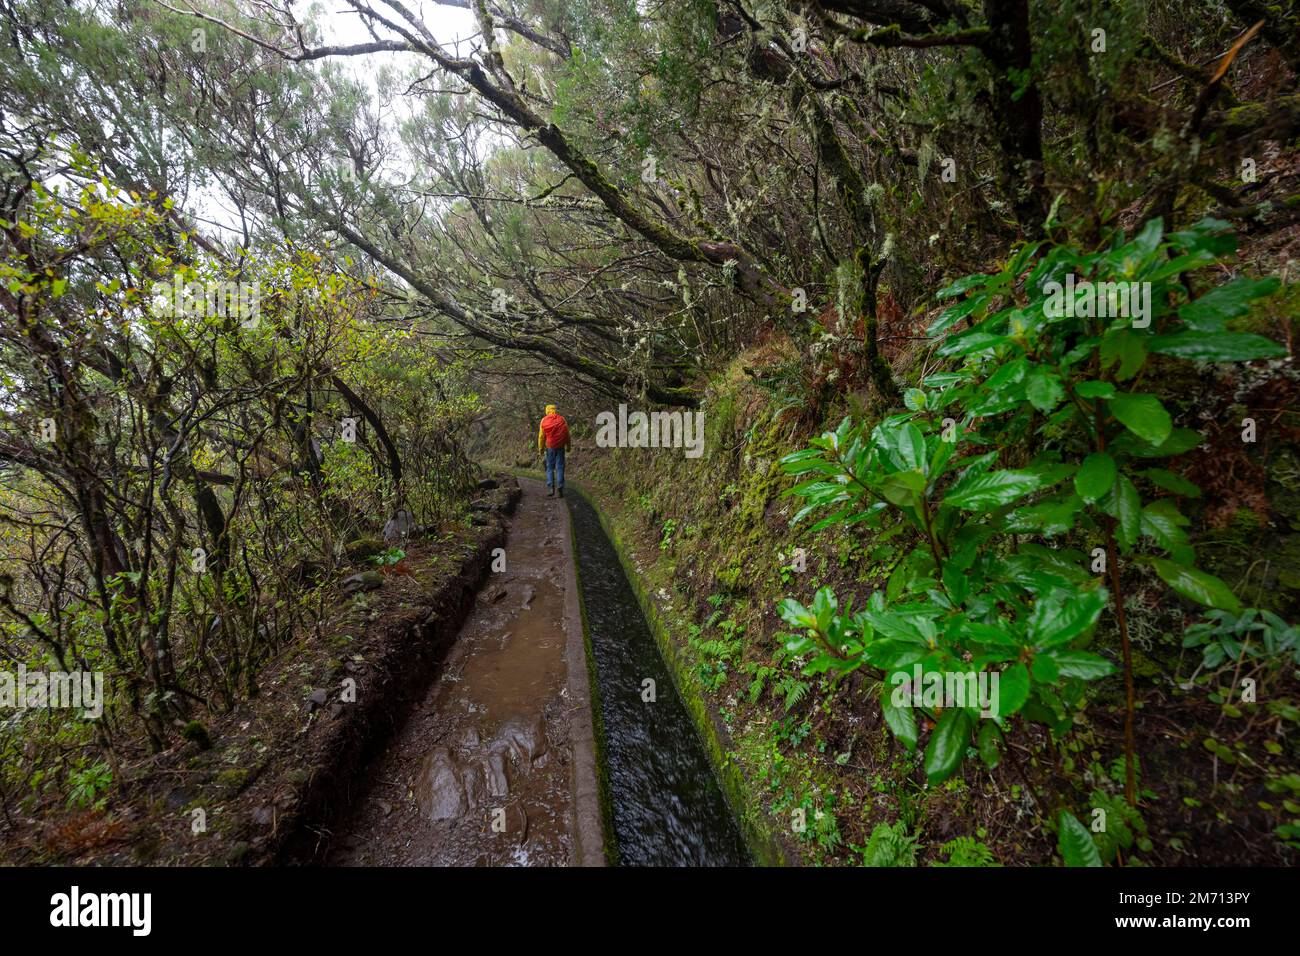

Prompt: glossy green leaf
[1141,468,1200,497]
[935,273,991,300]
[977,721,1001,769]
[1075,380,1115,399]
[880,470,926,508]
[943,469,1042,510]
[1074,452,1116,503]
[924,707,973,785]
[1058,811,1102,867]
[896,424,927,472]
[1045,650,1116,680]
[1178,276,1280,331]
[985,356,1028,390]
[881,682,919,751]
[1028,589,1108,648]
[1099,330,1148,380]
[1108,392,1172,445]
[1152,559,1242,612]
[1113,474,1142,551]
[1148,330,1286,361]
[1141,499,1193,563]
[929,293,988,336]
[936,329,1009,358]
[995,663,1030,716]
[1032,652,1061,684]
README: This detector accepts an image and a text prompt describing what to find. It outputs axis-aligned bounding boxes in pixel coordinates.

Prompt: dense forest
[0,0,1297,871]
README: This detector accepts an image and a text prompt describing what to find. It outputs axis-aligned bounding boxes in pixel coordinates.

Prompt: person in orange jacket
[537,404,570,498]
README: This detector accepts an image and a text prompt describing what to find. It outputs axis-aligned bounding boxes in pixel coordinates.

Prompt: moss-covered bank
[563,339,1300,867]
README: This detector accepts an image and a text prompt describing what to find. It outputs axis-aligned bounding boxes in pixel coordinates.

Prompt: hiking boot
[546,488,554,498]
[558,487,564,498]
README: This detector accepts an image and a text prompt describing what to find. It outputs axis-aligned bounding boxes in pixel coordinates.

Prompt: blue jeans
[544,447,565,490]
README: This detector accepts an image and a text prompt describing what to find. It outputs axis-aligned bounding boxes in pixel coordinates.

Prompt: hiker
[537,403,570,498]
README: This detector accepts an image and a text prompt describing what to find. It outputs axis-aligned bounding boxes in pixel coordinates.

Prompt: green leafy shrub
[368,547,406,567]
[1183,607,1299,671]
[776,218,1288,795]
[66,760,112,811]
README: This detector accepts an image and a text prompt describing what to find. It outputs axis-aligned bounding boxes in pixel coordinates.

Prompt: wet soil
[328,480,586,866]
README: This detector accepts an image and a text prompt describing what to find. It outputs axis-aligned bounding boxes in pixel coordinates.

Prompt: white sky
[316,0,479,60]
[192,1,484,239]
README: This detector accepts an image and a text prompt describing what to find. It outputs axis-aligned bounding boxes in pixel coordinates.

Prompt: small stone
[483,751,510,798]
[415,749,467,821]
[306,688,329,711]
[342,570,384,593]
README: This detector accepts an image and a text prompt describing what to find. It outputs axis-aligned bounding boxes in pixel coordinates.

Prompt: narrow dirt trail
[327,478,601,866]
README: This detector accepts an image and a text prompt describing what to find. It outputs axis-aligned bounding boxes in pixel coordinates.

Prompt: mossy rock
[1199,503,1300,618]
[1274,534,1300,604]
[181,720,212,750]
[344,537,386,562]
[215,768,251,795]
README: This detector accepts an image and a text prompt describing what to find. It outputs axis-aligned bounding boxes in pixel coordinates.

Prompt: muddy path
[327,478,601,866]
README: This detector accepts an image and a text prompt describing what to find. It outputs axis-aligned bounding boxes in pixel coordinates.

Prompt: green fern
[1088,789,1149,863]
[776,674,810,711]
[930,836,999,867]
[860,820,918,867]
[743,663,775,704]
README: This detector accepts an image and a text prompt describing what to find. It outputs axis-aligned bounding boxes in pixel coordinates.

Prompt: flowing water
[567,492,750,866]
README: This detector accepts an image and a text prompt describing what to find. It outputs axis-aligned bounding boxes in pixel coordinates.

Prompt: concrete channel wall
[552,479,608,866]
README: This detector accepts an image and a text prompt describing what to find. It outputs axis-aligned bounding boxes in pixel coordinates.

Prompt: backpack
[543,414,569,448]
